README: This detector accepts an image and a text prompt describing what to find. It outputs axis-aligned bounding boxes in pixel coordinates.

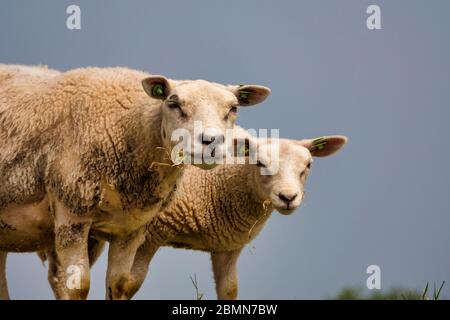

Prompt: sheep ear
[229,126,257,158]
[299,135,348,157]
[232,137,252,157]
[142,76,171,100]
[230,85,271,106]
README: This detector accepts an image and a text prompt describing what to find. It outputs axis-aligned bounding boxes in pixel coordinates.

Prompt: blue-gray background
[1,0,449,299]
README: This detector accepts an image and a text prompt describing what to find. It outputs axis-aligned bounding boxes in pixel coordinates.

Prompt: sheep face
[253,136,348,215]
[253,139,311,215]
[142,77,270,169]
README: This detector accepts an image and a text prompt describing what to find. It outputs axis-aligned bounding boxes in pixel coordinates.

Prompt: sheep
[0,64,270,299]
[106,131,348,300]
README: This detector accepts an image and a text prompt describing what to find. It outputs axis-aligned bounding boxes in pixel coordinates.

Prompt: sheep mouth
[185,152,220,170]
[274,204,298,215]
[192,162,218,170]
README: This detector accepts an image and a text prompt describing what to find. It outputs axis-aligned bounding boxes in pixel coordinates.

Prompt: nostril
[199,133,224,146]
[278,193,297,203]
[199,134,212,145]
[202,139,212,146]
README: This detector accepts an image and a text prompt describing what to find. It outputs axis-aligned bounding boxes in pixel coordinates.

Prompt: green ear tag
[239,90,250,103]
[316,143,326,150]
[312,137,327,150]
[152,84,165,97]
[239,144,249,156]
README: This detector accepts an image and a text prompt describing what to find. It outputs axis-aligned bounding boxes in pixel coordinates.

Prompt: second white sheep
[110,131,347,299]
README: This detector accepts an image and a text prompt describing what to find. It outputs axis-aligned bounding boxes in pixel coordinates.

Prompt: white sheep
[0,64,270,299]
[106,130,348,299]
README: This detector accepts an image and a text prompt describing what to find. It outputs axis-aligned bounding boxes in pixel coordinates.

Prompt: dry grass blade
[189,273,204,300]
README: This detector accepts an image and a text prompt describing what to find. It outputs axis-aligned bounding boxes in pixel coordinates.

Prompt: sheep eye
[257,160,266,168]
[166,95,181,110]
[167,100,181,110]
[307,162,311,169]
[225,106,238,120]
[167,97,187,117]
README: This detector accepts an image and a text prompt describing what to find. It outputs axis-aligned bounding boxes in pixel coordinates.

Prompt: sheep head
[142,76,270,169]
[244,135,348,215]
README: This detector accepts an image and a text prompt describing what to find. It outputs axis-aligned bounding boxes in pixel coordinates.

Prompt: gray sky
[1,0,449,299]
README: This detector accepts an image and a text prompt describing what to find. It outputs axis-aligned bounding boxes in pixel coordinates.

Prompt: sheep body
[149,163,270,252]
[0,64,179,299]
[0,65,168,221]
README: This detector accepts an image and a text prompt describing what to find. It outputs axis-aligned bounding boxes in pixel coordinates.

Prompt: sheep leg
[87,237,106,267]
[106,229,146,300]
[128,241,160,296]
[45,249,66,299]
[53,199,92,300]
[211,248,242,300]
[0,251,9,300]
[45,238,104,299]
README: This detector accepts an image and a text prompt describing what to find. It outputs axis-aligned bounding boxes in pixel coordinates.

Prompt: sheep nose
[198,132,224,146]
[278,193,297,204]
